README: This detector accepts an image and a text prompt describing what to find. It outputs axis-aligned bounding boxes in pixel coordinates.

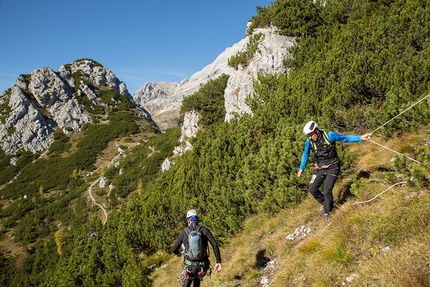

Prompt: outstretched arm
[328,131,372,143]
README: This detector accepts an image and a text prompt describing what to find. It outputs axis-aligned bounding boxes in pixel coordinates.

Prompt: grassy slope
[150,129,430,287]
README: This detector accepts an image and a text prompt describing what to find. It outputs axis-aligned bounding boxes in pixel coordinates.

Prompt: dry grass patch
[358,234,430,287]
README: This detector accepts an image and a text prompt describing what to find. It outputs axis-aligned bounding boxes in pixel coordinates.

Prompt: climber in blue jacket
[298,121,372,220]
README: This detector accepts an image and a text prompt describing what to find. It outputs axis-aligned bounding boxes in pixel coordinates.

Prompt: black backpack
[185,226,207,261]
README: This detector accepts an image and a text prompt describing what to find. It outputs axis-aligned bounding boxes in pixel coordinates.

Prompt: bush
[180,74,229,126]
[228,33,263,70]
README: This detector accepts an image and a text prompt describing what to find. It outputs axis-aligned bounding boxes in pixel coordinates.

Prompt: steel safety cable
[367,92,430,163]
[368,139,420,163]
[354,181,406,205]
[371,93,430,134]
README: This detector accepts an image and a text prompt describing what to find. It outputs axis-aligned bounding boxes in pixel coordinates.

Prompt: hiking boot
[319,208,325,216]
[323,213,330,222]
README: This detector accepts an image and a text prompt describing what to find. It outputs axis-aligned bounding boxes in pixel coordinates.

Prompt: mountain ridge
[0,59,156,155]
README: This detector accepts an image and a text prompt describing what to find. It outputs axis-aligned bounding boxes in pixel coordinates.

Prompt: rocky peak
[58,59,130,97]
[133,26,295,131]
[132,41,242,130]
[0,59,149,155]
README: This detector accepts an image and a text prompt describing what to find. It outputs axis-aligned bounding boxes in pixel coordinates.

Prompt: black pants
[308,164,339,214]
[182,261,209,287]
[182,273,201,287]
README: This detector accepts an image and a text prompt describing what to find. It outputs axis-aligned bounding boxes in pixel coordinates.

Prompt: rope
[368,140,420,163]
[338,95,426,213]
[371,93,430,134]
[354,181,406,205]
[367,92,430,163]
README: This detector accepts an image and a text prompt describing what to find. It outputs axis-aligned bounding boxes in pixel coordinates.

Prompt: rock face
[224,27,295,122]
[0,59,152,155]
[0,85,55,154]
[132,26,295,130]
[173,110,200,157]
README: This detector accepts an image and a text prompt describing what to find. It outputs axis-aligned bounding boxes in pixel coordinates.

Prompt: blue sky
[0,0,273,95]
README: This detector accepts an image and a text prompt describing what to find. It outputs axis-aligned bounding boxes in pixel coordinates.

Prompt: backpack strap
[321,131,332,146]
[185,224,201,234]
[310,130,333,151]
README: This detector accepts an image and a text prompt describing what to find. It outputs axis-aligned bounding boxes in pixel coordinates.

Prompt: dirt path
[87,178,108,224]
[86,140,140,224]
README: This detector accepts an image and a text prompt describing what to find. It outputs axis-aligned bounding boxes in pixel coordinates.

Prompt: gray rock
[0,59,149,155]
[133,26,295,130]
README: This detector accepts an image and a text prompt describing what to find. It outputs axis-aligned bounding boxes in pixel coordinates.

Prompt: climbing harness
[177,260,210,285]
[184,259,206,267]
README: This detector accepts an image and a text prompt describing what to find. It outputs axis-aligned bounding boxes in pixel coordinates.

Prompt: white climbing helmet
[186,209,198,219]
[303,120,318,135]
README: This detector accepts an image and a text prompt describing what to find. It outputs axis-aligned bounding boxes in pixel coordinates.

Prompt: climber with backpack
[297,121,372,221]
[173,209,222,287]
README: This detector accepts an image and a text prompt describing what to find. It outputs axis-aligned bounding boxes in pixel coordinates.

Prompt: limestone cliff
[132,26,295,131]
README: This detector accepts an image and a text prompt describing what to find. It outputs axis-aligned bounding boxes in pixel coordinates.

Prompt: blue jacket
[299,131,362,171]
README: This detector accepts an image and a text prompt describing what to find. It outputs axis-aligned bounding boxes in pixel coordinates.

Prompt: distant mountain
[0,59,156,155]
